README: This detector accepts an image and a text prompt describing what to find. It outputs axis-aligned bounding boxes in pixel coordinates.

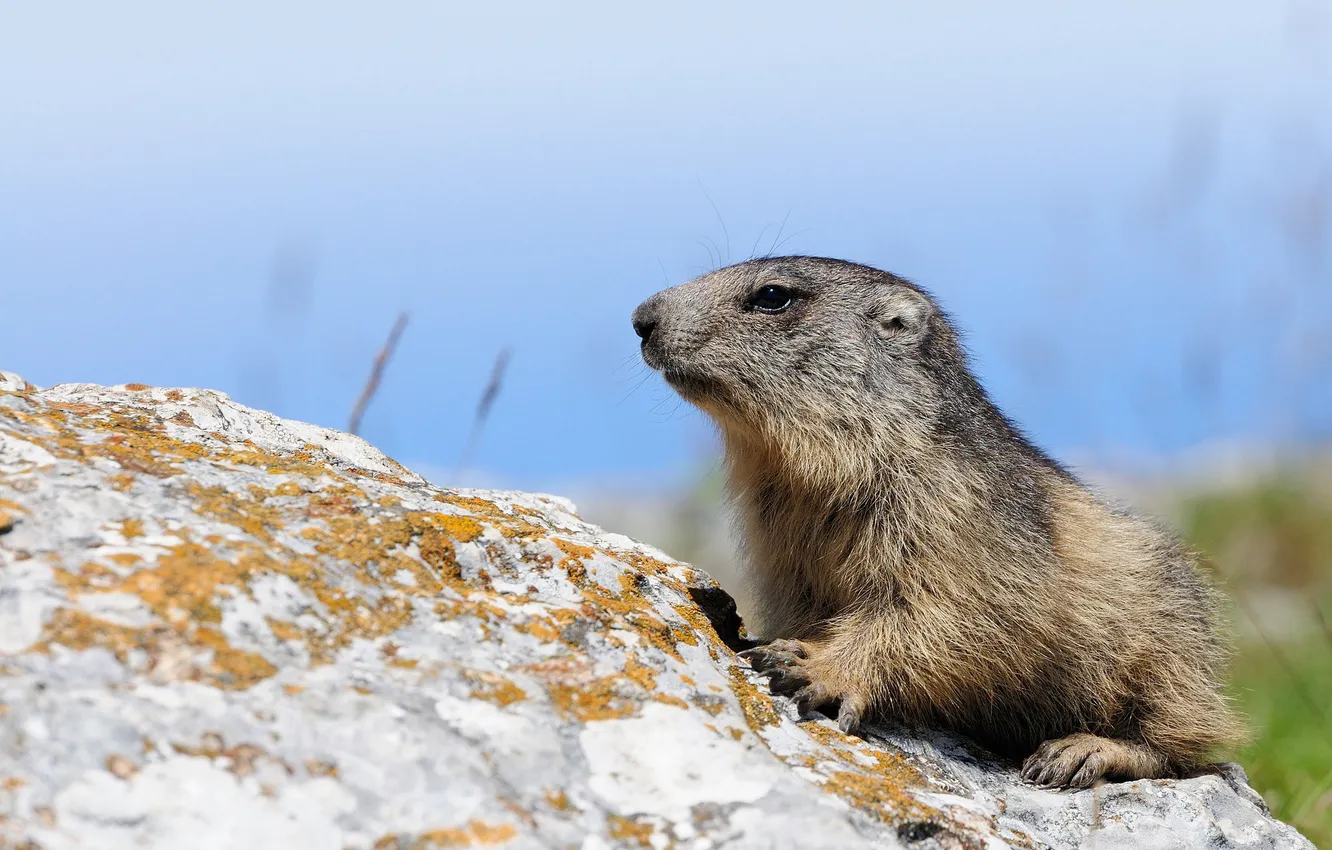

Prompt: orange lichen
[99,541,248,624]
[726,666,781,730]
[606,815,654,847]
[302,509,486,601]
[799,721,936,824]
[9,401,210,478]
[509,504,548,520]
[561,574,687,662]
[434,595,512,634]
[619,551,680,579]
[59,561,121,589]
[623,655,659,692]
[377,821,519,848]
[543,789,576,811]
[187,483,285,544]
[670,602,721,652]
[304,485,365,517]
[37,608,140,656]
[380,642,421,669]
[266,618,303,641]
[553,538,595,586]
[510,609,567,644]
[42,521,426,677]
[521,659,639,722]
[545,677,638,722]
[435,513,485,543]
[464,670,527,707]
[0,498,27,534]
[0,498,28,514]
[215,443,333,479]
[822,770,935,825]
[194,627,280,687]
[435,494,546,540]
[272,481,303,497]
[35,608,275,690]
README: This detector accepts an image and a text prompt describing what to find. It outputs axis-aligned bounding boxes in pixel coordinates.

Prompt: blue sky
[3,2,1330,492]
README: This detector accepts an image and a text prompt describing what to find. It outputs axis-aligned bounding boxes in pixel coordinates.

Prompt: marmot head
[632,257,968,458]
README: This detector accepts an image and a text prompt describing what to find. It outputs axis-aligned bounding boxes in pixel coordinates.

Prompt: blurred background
[2,1,1328,840]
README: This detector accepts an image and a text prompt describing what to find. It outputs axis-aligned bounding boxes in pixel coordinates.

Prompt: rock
[0,376,1312,850]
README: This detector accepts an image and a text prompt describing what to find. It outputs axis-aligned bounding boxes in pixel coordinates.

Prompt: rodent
[631,256,1245,789]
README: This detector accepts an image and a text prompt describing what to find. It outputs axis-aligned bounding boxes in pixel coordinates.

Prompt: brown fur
[631,256,1246,788]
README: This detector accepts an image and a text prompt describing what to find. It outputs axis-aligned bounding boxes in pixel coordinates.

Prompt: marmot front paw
[740,639,871,733]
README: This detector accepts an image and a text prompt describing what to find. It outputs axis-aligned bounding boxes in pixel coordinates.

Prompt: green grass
[1229,638,1332,846]
[1176,469,1332,845]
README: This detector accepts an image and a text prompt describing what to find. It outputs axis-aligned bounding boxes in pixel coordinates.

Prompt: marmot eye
[748,285,793,314]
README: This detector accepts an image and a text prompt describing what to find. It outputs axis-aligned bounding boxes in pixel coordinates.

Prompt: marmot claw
[740,640,869,733]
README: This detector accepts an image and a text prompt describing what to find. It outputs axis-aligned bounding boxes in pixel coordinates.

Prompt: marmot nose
[631,301,658,343]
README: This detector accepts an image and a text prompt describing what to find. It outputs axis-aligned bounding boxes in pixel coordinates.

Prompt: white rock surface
[0,376,1313,849]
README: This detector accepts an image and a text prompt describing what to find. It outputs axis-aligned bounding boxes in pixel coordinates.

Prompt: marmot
[631,256,1245,789]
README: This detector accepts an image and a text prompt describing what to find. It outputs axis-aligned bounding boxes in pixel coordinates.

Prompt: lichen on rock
[0,375,1314,849]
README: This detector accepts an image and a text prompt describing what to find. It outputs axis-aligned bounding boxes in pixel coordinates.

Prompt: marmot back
[631,256,1245,788]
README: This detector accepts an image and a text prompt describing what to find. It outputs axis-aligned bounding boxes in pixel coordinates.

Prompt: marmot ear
[871,287,931,342]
